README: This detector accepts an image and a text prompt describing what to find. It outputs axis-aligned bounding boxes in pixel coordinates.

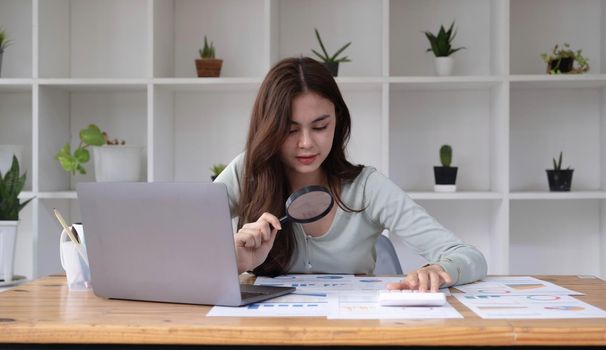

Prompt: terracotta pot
[195,59,223,77]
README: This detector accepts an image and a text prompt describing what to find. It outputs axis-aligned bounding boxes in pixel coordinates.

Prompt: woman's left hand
[386,264,452,292]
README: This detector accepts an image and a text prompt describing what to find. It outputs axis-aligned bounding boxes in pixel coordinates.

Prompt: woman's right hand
[234,212,282,273]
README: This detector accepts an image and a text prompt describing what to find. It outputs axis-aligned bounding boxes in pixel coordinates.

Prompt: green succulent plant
[440,145,452,167]
[0,155,33,221]
[552,151,571,171]
[0,27,12,51]
[311,28,351,64]
[210,163,226,177]
[423,21,465,57]
[199,36,216,59]
[540,43,589,74]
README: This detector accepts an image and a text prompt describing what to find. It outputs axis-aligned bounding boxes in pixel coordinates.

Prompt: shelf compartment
[273,0,383,77]
[152,87,255,182]
[389,86,503,192]
[339,85,383,170]
[154,0,266,78]
[510,87,603,192]
[390,0,505,77]
[405,200,504,274]
[510,0,606,75]
[0,0,32,78]
[510,200,602,276]
[38,85,148,191]
[0,89,32,191]
[39,0,149,78]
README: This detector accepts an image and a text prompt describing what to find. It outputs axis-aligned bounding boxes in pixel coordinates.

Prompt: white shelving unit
[0,0,604,279]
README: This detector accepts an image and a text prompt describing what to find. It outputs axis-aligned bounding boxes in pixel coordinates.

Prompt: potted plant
[434,144,458,192]
[210,163,226,182]
[546,151,573,191]
[0,144,23,176]
[195,36,223,77]
[0,27,12,77]
[423,21,465,76]
[0,156,33,282]
[540,43,589,74]
[55,124,143,182]
[311,28,351,77]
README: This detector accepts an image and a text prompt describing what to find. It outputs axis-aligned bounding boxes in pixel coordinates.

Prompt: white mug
[59,223,91,290]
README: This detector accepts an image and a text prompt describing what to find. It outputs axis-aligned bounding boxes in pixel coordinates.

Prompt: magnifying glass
[278,185,334,226]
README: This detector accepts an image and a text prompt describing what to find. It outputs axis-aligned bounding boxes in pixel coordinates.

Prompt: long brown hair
[239,57,363,276]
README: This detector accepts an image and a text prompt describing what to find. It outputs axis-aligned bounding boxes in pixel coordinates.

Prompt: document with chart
[454,293,606,319]
[453,276,583,296]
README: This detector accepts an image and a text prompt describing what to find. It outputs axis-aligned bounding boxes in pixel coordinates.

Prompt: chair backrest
[373,234,403,275]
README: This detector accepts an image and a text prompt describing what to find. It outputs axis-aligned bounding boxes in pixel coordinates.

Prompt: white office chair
[373,234,403,275]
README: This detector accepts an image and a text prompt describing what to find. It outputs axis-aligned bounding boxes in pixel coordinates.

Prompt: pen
[53,208,89,266]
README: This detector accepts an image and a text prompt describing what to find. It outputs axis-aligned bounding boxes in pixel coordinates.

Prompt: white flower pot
[0,221,18,282]
[434,184,457,192]
[0,144,24,175]
[92,145,144,182]
[434,56,454,76]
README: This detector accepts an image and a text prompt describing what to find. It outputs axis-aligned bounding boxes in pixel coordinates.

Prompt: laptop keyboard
[240,292,266,299]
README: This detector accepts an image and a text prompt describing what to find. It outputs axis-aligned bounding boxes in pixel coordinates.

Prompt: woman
[215,57,487,292]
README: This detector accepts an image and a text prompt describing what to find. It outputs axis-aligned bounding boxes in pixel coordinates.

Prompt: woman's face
[280,92,336,180]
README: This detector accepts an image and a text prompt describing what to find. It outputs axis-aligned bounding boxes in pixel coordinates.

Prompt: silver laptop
[77,182,294,306]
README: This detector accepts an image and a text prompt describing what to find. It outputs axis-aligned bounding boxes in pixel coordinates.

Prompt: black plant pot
[434,166,458,192]
[546,169,573,191]
[549,57,574,73]
[323,62,339,77]
[211,175,217,182]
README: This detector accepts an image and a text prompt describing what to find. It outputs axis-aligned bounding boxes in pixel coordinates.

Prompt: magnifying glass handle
[269,216,289,231]
[279,215,288,226]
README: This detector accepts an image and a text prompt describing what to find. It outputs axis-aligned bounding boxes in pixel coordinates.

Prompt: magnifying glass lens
[286,189,333,222]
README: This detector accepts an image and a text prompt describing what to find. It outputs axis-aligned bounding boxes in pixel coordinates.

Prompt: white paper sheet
[327,290,463,319]
[454,293,606,319]
[206,291,330,317]
[453,276,583,296]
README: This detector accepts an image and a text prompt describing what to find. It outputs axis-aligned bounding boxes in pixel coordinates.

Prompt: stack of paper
[207,275,606,320]
[208,274,461,319]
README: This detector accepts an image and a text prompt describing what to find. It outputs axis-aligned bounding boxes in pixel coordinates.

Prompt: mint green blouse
[215,153,487,286]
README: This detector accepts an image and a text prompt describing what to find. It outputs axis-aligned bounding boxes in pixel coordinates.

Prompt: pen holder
[59,223,91,290]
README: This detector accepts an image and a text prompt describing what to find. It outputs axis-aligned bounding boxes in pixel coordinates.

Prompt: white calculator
[378,290,446,307]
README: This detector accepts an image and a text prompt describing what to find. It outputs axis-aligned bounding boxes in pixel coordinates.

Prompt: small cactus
[440,145,452,167]
[199,36,215,59]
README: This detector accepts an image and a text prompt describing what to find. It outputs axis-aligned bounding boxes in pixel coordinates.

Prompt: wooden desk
[0,275,604,347]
